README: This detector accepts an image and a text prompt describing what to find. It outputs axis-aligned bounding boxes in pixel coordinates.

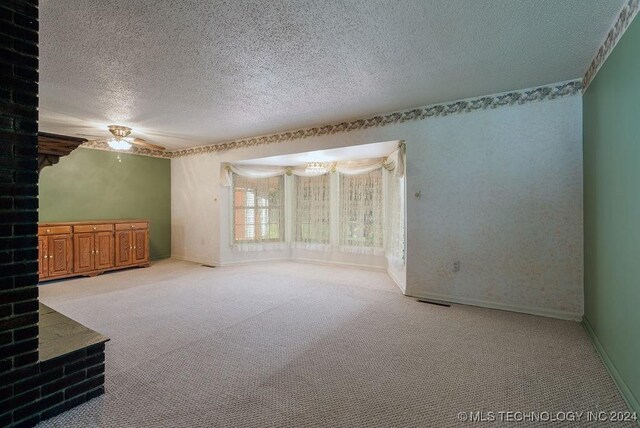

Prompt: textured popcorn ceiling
[40,0,624,150]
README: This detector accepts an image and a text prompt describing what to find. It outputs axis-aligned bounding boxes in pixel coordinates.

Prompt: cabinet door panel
[95,232,114,270]
[132,229,148,263]
[73,233,94,273]
[48,235,72,277]
[38,235,48,279]
[115,230,132,267]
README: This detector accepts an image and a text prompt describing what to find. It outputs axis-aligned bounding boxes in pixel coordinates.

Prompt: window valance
[220,143,405,186]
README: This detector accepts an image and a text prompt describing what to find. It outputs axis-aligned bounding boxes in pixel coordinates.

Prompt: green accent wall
[583,17,640,413]
[39,148,171,260]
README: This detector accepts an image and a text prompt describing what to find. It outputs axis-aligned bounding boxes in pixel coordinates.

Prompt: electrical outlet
[453,261,460,272]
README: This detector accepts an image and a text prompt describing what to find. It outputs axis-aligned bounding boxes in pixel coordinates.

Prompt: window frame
[232,174,285,244]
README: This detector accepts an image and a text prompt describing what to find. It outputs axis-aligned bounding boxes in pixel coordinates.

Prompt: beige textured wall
[171,94,582,319]
[408,97,583,319]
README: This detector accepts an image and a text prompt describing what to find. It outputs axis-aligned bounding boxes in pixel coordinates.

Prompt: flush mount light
[305,162,328,174]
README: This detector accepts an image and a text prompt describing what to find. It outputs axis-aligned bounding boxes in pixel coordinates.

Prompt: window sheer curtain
[339,168,384,254]
[385,142,406,267]
[386,171,405,267]
[293,174,331,250]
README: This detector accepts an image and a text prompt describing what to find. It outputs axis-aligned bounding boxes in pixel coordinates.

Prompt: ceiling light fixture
[106,125,133,150]
[88,125,166,152]
[305,162,328,174]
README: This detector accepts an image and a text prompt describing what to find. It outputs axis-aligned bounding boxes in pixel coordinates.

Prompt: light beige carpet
[37,259,633,427]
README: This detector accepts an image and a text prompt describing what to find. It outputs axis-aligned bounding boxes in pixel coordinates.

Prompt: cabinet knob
[46,229,50,232]
[96,250,99,253]
[133,246,136,249]
[131,225,134,228]
[93,227,96,230]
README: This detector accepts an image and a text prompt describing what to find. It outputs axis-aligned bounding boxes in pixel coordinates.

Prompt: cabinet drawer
[115,222,147,231]
[39,226,72,235]
[74,224,114,233]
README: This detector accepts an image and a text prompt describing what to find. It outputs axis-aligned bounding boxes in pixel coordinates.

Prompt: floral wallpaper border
[169,80,581,158]
[583,0,639,91]
[79,141,172,159]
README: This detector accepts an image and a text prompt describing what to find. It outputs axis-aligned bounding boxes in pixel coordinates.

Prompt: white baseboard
[290,257,387,272]
[172,253,387,272]
[387,267,406,293]
[216,257,291,267]
[408,290,583,321]
[171,254,218,266]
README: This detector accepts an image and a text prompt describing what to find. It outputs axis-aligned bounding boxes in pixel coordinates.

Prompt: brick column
[0,0,41,426]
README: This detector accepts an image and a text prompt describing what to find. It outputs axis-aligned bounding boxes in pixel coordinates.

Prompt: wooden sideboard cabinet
[38,220,150,282]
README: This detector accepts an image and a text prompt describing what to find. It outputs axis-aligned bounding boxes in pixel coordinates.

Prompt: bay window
[226,145,404,257]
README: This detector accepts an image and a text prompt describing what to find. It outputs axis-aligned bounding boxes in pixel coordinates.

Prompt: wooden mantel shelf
[38,132,87,172]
